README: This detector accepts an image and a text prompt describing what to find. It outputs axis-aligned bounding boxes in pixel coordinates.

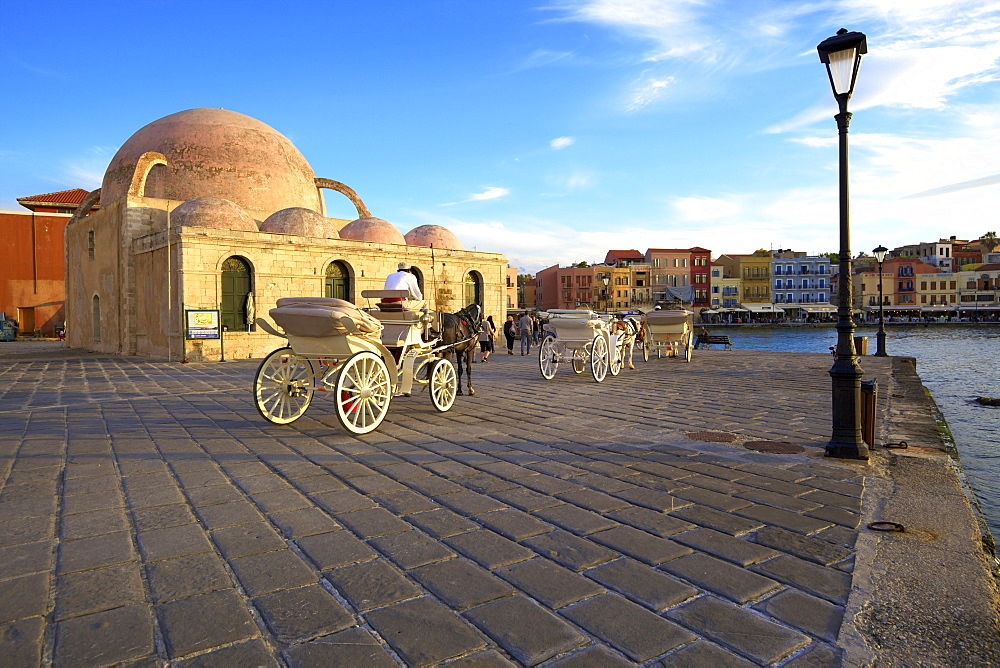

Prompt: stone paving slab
[0,344,992,665]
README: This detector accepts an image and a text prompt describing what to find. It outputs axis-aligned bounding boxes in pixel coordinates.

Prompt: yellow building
[65,109,507,361]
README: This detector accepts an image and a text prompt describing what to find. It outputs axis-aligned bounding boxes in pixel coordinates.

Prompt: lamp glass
[828,48,858,94]
[873,246,888,263]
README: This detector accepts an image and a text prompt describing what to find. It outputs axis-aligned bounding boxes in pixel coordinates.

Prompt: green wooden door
[221,257,251,331]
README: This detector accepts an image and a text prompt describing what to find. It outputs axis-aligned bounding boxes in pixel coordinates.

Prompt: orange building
[0,189,98,336]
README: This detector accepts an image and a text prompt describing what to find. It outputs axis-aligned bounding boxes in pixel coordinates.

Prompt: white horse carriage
[537,309,625,382]
[252,290,461,434]
[641,309,695,362]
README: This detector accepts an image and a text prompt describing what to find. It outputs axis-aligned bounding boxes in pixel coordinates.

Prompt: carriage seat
[360,289,426,313]
[269,297,383,338]
[645,310,691,326]
[540,309,606,341]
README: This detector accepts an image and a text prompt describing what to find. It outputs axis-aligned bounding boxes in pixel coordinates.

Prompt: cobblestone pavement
[0,345,899,666]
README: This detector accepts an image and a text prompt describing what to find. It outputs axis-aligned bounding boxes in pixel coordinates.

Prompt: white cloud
[625,75,675,111]
[469,186,511,201]
[550,136,575,149]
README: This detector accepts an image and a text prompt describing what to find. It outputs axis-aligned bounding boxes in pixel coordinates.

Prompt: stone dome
[405,224,464,250]
[260,207,340,238]
[339,216,405,245]
[102,108,322,216]
[170,197,259,232]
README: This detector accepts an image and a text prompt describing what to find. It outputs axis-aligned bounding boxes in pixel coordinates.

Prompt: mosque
[65,108,509,361]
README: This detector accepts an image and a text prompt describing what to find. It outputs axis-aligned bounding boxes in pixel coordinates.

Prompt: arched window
[92,295,101,342]
[464,271,482,307]
[410,267,424,295]
[221,256,252,332]
[324,261,351,301]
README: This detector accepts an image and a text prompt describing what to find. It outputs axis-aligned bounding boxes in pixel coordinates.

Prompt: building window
[464,271,483,306]
[92,295,101,342]
[221,256,252,332]
[324,261,351,301]
[87,230,96,260]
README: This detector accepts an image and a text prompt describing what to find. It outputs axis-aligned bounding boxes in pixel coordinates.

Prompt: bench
[698,335,733,350]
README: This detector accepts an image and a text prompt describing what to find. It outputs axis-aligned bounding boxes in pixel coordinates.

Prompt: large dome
[101,108,322,216]
[171,197,259,232]
[405,224,464,250]
[339,216,406,245]
[260,207,340,238]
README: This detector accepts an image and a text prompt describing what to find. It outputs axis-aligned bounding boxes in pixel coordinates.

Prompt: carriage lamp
[872,245,888,357]
[819,28,869,460]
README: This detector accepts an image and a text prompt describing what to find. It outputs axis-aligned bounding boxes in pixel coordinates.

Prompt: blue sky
[2,0,998,273]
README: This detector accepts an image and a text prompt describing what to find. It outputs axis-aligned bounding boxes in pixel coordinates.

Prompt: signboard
[185,310,221,340]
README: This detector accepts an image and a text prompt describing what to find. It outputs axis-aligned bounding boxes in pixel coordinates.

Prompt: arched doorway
[324,261,351,301]
[464,271,482,307]
[221,256,252,331]
[410,267,424,296]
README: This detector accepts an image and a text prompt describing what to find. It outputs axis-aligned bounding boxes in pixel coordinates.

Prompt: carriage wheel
[539,337,558,379]
[590,335,609,382]
[571,348,587,374]
[609,339,622,376]
[641,326,651,362]
[429,359,457,412]
[254,347,314,425]
[334,351,391,434]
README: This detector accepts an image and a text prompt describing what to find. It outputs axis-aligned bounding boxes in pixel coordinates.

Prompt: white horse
[611,315,641,370]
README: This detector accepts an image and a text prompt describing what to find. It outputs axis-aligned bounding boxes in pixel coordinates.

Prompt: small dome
[171,197,258,232]
[405,224,464,250]
[339,216,405,245]
[260,207,340,238]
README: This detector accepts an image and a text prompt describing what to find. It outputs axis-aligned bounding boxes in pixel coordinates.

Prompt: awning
[743,304,785,313]
[701,309,720,314]
[801,305,837,313]
[922,305,957,312]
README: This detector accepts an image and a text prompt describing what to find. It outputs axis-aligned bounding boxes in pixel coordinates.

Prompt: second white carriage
[537,309,623,382]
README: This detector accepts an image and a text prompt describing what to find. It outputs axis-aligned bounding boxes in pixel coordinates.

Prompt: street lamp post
[602,275,610,313]
[873,245,888,356]
[818,28,869,460]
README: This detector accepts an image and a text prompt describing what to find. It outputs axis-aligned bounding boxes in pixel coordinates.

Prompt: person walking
[478,315,495,363]
[518,312,533,356]
[532,315,540,344]
[503,315,516,355]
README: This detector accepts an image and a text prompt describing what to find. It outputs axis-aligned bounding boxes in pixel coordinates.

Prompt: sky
[1,0,998,274]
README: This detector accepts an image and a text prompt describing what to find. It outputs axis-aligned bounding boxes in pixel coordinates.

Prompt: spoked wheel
[590,335,609,382]
[254,347,314,424]
[641,326,651,362]
[609,339,623,376]
[429,358,457,412]
[571,348,587,374]
[334,351,391,434]
[539,337,558,379]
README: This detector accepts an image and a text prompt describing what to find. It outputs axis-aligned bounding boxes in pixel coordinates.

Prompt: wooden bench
[698,335,733,350]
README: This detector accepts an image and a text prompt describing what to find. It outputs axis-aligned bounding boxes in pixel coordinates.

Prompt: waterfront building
[535,264,595,310]
[64,108,507,361]
[891,237,960,272]
[955,264,1000,319]
[1,189,101,336]
[916,272,959,316]
[771,251,834,320]
[853,257,938,319]
[716,251,773,316]
[505,267,518,311]
[644,248,710,308]
[709,261,741,313]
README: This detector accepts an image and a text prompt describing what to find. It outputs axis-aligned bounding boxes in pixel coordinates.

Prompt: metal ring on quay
[884,441,908,449]
[867,521,905,532]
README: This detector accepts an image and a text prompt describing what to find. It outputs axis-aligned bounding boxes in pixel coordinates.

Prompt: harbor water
[708,324,1000,540]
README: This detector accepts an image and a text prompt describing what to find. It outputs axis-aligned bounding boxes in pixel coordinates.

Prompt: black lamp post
[602,275,610,313]
[819,28,869,460]
[873,245,888,356]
